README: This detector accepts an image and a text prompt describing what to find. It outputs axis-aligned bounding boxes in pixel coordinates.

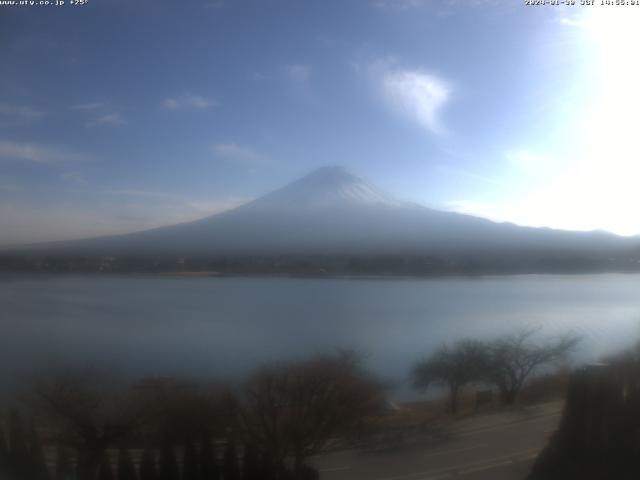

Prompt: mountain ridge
[1,166,638,275]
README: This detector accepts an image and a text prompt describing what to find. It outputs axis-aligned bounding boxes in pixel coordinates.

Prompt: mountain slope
[9,166,639,259]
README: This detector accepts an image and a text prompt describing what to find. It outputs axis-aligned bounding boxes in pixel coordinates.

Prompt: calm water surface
[2,273,639,395]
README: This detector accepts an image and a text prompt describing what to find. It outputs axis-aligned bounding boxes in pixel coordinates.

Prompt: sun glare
[570,7,640,235]
[518,8,640,236]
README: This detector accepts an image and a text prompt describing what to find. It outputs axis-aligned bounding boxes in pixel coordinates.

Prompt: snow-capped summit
[242,166,404,211]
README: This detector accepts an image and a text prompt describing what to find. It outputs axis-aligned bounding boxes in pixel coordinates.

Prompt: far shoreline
[3,269,640,281]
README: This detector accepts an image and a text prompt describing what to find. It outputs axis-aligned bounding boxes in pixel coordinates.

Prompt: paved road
[312,402,563,480]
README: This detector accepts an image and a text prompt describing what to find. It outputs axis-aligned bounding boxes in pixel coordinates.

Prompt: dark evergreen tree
[28,421,50,480]
[8,410,30,480]
[198,432,219,480]
[182,438,198,480]
[158,440,179,480]
[97,451,114,480]
[222,439,240,480]
[139,446,157,480]
[117,446,137,480]
[54,446,74,480]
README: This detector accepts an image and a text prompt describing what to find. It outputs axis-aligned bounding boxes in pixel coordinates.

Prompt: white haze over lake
[1,274,639,398]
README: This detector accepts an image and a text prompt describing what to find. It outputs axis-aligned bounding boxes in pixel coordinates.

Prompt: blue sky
[1,0,639,245]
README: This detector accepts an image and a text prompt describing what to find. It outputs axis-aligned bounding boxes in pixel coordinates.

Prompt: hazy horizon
[2,2,640,245]
[2,164,637,249]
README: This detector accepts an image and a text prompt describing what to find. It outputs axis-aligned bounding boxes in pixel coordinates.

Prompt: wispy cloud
[162,94,217,110]
[376,64,451,135]
[212,143,268,164]
[68,102,126,127]
[87,112,127,127]
[60,171,88,184]
[249,71,269,82]
[70,102,105,111]
[0,103,44,120]
[0,140,89,164]
[284,64,314,99]
[285,64,311,84]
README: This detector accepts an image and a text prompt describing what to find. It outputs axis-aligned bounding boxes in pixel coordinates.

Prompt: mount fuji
[5,166,639,273]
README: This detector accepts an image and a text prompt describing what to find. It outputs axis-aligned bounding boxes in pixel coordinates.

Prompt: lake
[1,273,639,397]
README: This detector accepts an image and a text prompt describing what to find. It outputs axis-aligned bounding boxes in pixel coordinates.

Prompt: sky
[1,0,640,245]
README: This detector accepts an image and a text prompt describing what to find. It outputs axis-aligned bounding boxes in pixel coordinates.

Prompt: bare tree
[412,340,489,414]
[134,377,231,441]
[240,352,382,478]
[486,329,579,405]
[29,369,153,480]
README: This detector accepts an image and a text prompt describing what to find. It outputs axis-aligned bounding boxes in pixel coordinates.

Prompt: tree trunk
[450,384,459,414]
[501,388,517,405]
